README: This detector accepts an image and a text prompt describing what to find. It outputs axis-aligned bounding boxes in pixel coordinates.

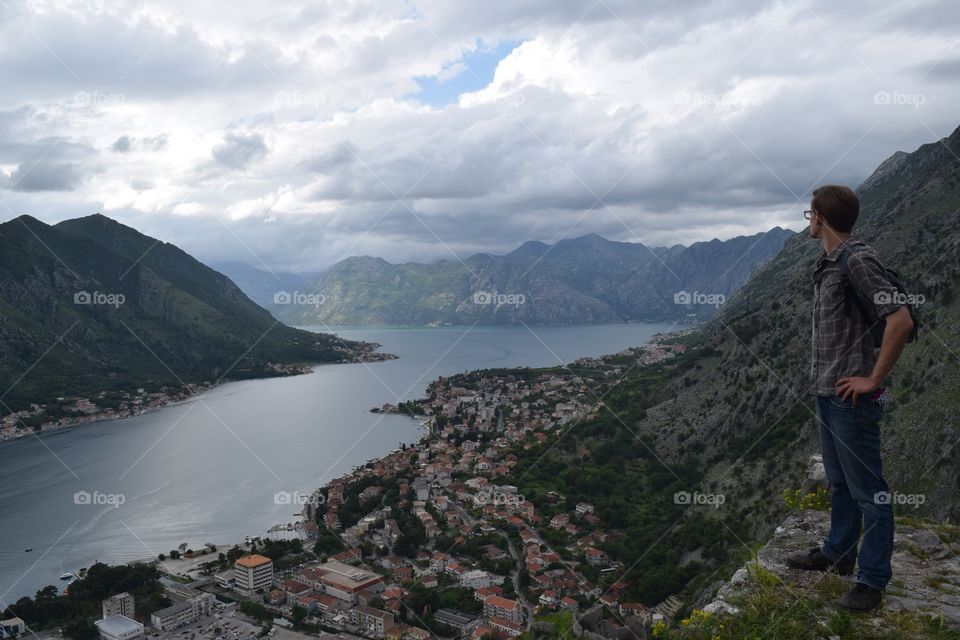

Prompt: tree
[158,553,166,561]
[63,619,98,640]
[169,550,181,560]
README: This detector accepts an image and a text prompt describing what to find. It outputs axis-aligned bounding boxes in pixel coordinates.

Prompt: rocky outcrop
[705,510,960,628]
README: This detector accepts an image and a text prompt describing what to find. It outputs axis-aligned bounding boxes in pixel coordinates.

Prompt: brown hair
[811,185,859,233]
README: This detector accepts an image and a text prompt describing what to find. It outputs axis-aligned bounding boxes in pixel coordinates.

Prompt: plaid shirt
[809,238,903,396]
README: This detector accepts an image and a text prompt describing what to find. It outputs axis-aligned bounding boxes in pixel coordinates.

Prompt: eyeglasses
[803,209,816,220]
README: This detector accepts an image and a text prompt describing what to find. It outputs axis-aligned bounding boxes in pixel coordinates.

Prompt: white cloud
[1,0,959,271]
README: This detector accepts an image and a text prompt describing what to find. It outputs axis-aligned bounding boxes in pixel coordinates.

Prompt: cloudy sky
[1,0,958,272]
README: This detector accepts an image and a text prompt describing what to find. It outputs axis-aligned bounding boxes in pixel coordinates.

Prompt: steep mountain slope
[501,124,960,611]
[643,123,960,523]
[276,228,795,326]
[0,214,379,414]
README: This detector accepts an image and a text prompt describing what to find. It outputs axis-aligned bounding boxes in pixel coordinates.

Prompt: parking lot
[149,609,263,640]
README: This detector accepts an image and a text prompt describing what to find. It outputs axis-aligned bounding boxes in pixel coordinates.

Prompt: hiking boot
[785,547,855,575]
[837,583,884,612]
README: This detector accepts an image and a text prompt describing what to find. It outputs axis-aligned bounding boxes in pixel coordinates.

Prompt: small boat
[24,548,33,552]
[59,572,74,580]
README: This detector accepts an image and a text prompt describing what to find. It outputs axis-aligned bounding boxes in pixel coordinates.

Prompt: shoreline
[0,342,397,445]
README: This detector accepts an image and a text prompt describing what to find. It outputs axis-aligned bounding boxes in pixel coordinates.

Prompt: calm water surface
[0,323,673,600]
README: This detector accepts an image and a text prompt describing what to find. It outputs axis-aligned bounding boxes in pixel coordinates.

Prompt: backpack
[838,242,919,347]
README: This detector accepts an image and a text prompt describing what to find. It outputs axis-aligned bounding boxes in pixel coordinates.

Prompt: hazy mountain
[0,214,381,413]
[210,261,317,315]
[272,228,796,326]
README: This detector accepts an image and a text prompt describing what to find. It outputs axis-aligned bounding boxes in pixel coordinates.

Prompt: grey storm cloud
[0,134,94,192]
[111,134,169,153]
[211,132,269,168]
[111,136,132,153]
[3,161,84,192]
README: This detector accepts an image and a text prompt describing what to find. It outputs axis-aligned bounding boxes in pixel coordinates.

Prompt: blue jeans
[816,394,893,590]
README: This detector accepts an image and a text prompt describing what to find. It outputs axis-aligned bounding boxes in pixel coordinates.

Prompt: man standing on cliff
[786,184,914,612]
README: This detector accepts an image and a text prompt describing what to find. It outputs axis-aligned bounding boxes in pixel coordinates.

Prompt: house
[393,566,414,582]
[0,618,25,640]
[282,580,311,604]
[538,591,559,607]
[350,606,395,637]
[434,609,479,634]
[296,593,338,615]
[483,596,523,624]
[598,592,619,608]
[575,503,594,516]
[332,547,363,564]
[619,603,650,622]
[585,548,608,567]
[473,586,503,602]
[470,626,495,640]
[430,552,450,573]
[487,617,524,637]
[460,569,504,589]
[549,514,569,529]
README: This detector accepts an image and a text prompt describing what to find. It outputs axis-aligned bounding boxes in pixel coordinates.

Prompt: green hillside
[0,214,380,415]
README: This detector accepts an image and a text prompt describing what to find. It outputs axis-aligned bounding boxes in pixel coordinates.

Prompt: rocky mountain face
[630,122,960,572]
[273,228,795,326]
[0,214,379,413]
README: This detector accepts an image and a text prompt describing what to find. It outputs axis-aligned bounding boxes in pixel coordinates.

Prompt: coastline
[0,341,397,445]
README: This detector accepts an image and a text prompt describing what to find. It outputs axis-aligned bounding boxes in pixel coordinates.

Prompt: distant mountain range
[0,214,382,413]
[218,228,795,327]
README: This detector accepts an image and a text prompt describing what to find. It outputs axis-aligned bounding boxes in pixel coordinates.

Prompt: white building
[102,593,135,620]
[95,616,144,640]
[234,554,273,595]
[0,618,25,639]
[214,569,235,589]
[459,570,504,589]
[150,602,192,631]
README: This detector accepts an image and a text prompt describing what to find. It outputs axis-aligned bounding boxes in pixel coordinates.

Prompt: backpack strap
[837,242,874,322]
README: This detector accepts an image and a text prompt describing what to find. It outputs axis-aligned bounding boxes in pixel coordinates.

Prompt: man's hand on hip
[836,376,878,404]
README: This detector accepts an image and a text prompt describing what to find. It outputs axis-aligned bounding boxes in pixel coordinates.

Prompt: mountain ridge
[253,227,796,326]
[0,214,385,416]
